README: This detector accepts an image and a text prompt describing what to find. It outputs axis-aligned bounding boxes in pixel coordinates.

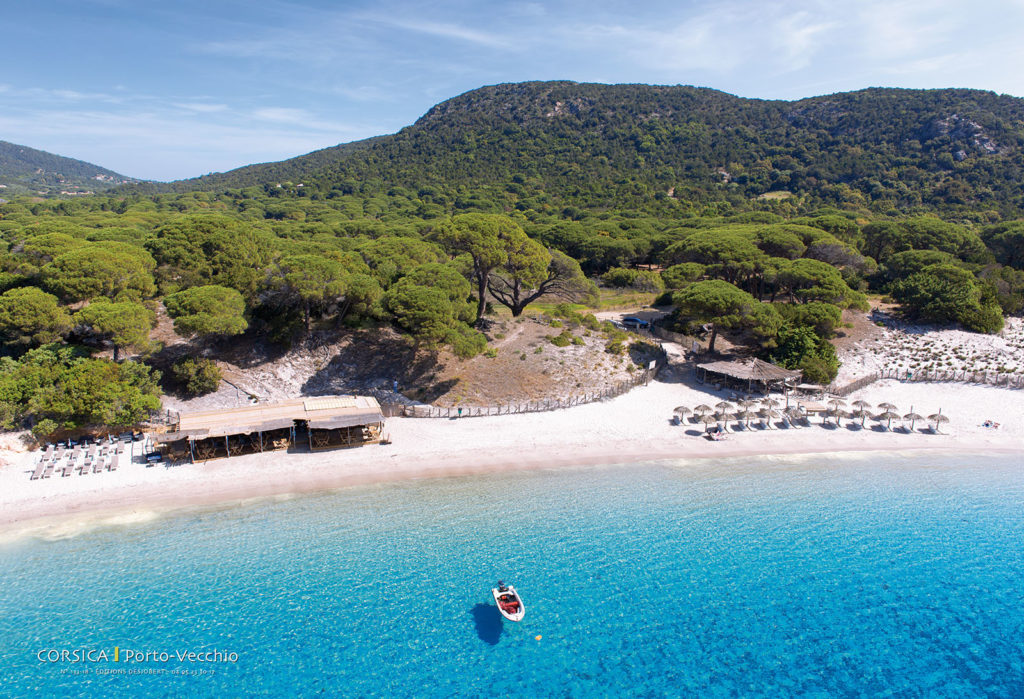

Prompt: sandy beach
[1,375,1021,541]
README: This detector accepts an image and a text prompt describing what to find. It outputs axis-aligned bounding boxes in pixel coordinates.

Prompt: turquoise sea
[2,453,1024,697]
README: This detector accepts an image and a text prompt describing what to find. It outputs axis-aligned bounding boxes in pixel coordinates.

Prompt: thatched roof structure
[696,358,801,384]
[159,395,384,441]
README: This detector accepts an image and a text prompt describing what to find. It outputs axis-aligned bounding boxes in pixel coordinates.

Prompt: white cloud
[172,102,229,113]
[360,16,513,49]
[0,103,377,181]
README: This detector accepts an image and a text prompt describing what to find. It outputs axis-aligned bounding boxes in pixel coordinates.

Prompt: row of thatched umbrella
[674,399,949,432]
[675,399,803,432]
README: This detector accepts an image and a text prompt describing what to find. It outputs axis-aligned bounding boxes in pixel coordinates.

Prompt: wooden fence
[829,367,1024,396]
[828,373,881,397]
[877,367,1024,387]
[383,359,665,419]
[650,326,703,352]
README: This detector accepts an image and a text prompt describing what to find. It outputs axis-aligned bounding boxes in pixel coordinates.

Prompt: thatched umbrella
[877,401,899,412]
[903,412,924,432]
[850,409,869,428]
[761,397,781,410]
[851,399,871,412]
[828,398,848,412]
[699,414,719,433]
[738,399,758,410]
[715,401,734,413]
[673,406,692,425]
[828,407,850,427]
[783,406,803,427]
[760,408,781,429]
[928,413,950,433]
[736,409,754,429]
[693,404,712,416]
[715,410,736,431]
[876,410,900,430]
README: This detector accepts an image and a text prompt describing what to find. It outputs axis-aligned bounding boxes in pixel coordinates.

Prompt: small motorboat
[492,581,525,622]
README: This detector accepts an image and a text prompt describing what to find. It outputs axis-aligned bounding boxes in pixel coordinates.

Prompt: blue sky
[3,0,1024,181]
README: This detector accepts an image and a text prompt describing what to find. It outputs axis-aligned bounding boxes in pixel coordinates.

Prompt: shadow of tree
[300,330,450,399]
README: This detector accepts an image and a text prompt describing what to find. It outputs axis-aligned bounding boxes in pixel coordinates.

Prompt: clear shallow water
[2,453,1024,697]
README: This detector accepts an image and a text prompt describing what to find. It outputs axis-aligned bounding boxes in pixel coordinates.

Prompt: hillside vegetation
[3,81,1024,437]
[0,140,134,196]
[133,82,1024,219]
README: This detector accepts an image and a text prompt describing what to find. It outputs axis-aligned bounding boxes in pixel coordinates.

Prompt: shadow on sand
[470,603,504,645]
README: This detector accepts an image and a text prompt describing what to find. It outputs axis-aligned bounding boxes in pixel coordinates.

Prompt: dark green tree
[73,301,156,360]
[671,280,777,352]
[891,263,1004,333]
[436,213,524,323]
[164,285,248,337]
[0,287,71,349]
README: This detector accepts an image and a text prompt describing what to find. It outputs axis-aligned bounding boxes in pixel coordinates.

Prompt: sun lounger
[62,462,74,477]
[31,460,46,480]
[93,458,105,473]
[42,462,55,478]
[109,453,120,471]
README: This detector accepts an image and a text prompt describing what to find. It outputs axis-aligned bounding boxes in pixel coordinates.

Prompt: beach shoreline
[2,378,1021,540]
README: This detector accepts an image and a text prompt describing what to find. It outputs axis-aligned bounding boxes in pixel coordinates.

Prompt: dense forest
[129,82,1024,219]
[2,81,1024,438]
[0,140,133,196]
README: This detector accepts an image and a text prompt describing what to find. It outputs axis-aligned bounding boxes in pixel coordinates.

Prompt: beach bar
[695,357,802,393]
[154,395,385,462]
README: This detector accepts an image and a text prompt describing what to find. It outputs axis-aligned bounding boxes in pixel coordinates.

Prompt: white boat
[492,581,525,622]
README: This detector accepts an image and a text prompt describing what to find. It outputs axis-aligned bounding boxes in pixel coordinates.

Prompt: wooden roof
[159,395,383,441]
[697,357,802,382]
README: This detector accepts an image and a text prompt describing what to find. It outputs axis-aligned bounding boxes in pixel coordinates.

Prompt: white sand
[837,315,1024,383]
[1,375,1021,541]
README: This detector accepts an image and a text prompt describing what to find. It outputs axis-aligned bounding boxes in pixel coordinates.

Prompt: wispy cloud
[358,16,513,49]
[172,102,229,113]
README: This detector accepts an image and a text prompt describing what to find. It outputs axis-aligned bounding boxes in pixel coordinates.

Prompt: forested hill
[0,140,133,195]
[145,81,1024,217]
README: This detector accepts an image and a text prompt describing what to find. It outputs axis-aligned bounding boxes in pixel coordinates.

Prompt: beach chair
[30,459,46,480]
[62,461,74,477]
[109,453,120,471]
[93,458,105,473]
[42,461,55,478]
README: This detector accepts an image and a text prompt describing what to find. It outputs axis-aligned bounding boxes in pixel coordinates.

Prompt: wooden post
[225,435,230,458]
[189,439,195,464]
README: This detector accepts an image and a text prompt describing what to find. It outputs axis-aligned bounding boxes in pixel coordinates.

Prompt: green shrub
[172,357,222,396]
[550,331,572,347]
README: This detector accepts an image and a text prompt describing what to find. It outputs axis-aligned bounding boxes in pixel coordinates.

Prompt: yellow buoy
[535,635,542,641]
